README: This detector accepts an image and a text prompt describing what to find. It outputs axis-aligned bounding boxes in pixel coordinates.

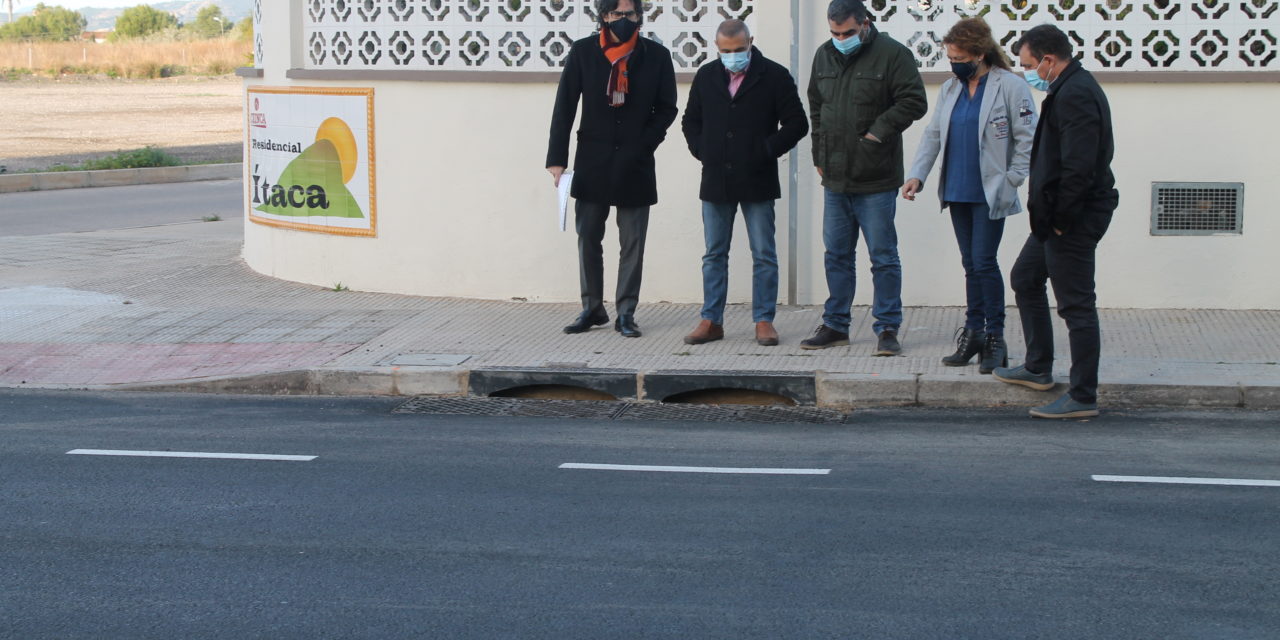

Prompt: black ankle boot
[979,333,1008,374]
[941,327,984,366]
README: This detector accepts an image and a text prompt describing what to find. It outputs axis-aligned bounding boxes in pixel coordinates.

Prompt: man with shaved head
[680,19,808,346]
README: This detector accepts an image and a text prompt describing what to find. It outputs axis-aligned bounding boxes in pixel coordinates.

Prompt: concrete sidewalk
[0,163,241,194]
[2,220,1278,409]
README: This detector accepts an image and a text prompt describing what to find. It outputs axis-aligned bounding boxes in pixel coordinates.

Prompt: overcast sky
[15,1,158,9]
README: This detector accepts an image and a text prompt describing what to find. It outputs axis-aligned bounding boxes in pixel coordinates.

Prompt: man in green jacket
[801,0,927,355]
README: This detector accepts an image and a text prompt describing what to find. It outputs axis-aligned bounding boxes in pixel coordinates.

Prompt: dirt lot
[0,75,242,173]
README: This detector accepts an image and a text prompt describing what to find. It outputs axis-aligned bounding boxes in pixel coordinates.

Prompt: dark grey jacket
[808,25,928,194]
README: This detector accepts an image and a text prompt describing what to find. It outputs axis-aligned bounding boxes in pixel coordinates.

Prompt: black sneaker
[875,330,901,356]
[799,325,849,350]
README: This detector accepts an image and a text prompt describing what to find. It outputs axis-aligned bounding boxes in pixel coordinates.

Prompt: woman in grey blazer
[903,17,1036,373]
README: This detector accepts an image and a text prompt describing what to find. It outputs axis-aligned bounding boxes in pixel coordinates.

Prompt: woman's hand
[901,178,923,201]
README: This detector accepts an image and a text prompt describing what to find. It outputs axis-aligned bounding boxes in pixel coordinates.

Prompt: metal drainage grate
[734,405,849,425]
[615,403,749,423]
[1151,182,1243,235]
[394,397,626,420]
[617,403,847,425]
[394,397,848,424]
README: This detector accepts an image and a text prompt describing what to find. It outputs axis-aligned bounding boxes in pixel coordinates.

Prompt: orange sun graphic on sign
[315,117,359,184]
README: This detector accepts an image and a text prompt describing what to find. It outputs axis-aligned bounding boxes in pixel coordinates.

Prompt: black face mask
[607,17,638,42]
[951,60,979,81]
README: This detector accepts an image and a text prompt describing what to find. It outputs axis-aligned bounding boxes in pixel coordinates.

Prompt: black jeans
[1010,212,1112,404]
[575,200,650,319]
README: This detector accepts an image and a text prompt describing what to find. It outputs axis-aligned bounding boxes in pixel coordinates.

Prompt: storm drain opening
[661,388,798,407]
[489,384,618,402]
[467,367,638,401]
[643,370,818,406]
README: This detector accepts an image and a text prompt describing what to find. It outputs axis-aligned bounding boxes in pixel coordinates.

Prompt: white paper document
[557,170,574,231]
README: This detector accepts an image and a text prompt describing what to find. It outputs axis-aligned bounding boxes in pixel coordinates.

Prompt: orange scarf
[600,29,638,107]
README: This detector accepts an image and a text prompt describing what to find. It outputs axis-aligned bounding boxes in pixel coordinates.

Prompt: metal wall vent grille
[1151,182,1244,236]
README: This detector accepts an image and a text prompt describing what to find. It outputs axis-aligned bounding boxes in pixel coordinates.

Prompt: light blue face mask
[1024,67,1050,92]
[720,50,750,74]
[832,33,861,55]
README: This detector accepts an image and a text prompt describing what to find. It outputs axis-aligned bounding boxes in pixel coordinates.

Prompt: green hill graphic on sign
[256,139,364,219]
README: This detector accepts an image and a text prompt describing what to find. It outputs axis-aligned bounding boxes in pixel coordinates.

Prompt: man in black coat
[680,20,808,347]
[993,24,1119,419]
[546,0,678,338]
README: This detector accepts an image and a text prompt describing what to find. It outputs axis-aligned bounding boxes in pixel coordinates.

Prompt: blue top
[943,74,987,204]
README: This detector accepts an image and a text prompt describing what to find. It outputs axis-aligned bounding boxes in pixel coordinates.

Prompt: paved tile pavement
[2,221,1278,402]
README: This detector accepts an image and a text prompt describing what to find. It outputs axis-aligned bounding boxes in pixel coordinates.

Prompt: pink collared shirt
[726,57,751,97]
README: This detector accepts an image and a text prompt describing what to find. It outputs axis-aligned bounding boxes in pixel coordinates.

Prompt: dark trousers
[575,200,650,319]
[1010,213,1111,404]
[949,202,1007,336]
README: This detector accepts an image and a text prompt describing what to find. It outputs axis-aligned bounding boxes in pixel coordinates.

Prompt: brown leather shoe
[755,321,779,346]
[683,319,724,345]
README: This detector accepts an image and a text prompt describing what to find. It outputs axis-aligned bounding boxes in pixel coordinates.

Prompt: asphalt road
[0,180,242,236]
[2,391,1278,639]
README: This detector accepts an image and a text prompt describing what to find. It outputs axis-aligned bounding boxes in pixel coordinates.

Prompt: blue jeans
[700,200,778,324]
[949,202,1006,336]
[821,189,902,336]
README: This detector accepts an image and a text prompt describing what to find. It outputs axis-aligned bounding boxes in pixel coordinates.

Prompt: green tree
[0,3,85,41]
[185,4,230,39]
[110,4,177,41]
[231,15,252,43]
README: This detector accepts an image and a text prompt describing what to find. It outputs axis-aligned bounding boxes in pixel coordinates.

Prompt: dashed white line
[1092,475,1280,487]
[67,449,316,462]
[560,463,830,475]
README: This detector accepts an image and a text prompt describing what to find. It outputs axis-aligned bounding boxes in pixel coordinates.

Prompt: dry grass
[0,39,251,78]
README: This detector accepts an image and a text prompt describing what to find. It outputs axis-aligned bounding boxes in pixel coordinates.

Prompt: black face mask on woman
[951,60,979,81]
[607,17,639,42]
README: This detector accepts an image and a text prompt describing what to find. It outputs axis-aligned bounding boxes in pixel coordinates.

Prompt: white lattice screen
[302,0,755,72]
[253,0,264,65]
[301,0,1277,73]
[890,0,1277,72]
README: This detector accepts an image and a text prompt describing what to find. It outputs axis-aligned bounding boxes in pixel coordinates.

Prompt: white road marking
[560,463,830,475]
[1092,475,1280,487]
[67,449,316,462]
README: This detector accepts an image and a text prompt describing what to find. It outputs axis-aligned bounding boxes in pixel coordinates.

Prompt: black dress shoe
[563,309,609,334]
[615,315,641,338]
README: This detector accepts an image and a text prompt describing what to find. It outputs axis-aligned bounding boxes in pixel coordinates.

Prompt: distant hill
[12,1,255,31]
